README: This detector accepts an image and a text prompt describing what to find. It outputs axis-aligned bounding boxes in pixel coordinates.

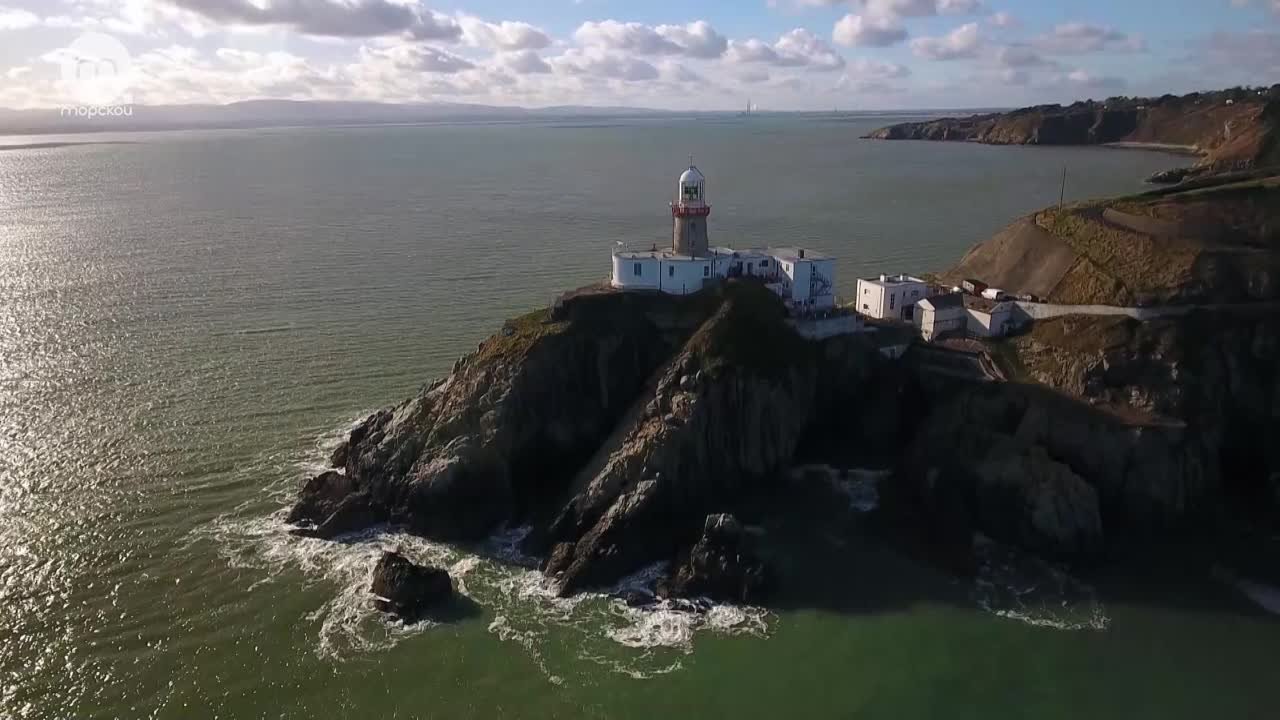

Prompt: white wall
[965,306,1014,337]
[612,255,661,291]
[659,257,712,295]
[917,306,966,341]
[856,278,926,320]
[613,255,711,295]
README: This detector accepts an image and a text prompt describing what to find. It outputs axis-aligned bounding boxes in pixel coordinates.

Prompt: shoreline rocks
[657,514,770,603]
[370,550,453,620]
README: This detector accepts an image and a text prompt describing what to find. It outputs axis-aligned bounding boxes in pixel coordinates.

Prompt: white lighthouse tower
[672,163,710,257]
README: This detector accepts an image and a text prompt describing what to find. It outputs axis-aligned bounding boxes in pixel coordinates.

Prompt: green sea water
[1,115,1276,719]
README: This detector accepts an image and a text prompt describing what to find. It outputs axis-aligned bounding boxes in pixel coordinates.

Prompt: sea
[1,113,1277,719]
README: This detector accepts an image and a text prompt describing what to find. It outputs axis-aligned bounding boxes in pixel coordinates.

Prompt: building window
[633,263,642,276]
[889,295,896,310]
[668,265,675,277]
[862,303,869,311]
[760,259,769,266]
[703,265,710,277]
[911,290,919,297]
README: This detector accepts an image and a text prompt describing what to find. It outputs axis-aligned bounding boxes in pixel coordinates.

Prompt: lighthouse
[610,162,839,313]
[672,164,710,257]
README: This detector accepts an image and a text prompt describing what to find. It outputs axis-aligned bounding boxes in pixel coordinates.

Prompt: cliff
[865,89,1280,179]
[943,170,1280,305]
[288,282,888,598]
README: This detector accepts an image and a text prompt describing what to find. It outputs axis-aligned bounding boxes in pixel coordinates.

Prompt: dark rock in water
[544,541,576,576]
[329,442,349,469]
[659,513,770,603]
[370,550,452,620]
[286,471,376,539]
[617,589,657,607]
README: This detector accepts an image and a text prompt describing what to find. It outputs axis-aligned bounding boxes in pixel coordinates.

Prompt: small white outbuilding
[914,293,966,341]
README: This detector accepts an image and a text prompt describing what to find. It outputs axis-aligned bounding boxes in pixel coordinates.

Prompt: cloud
[1199,30,1280,79]
[573,20,728,59]
[358,43,474,73]
[832,14,907,47]
[910,22,981,60]
[495,49,552,75]
[1229,0,1280,13]
[1034,23,1146,54]
[988,11,1019,28]
[847,0,982,21]
[1061,69,1126,90]
[727,28,845,69]
[654,20,730,59]
[458,16,551,51]
[550,48,660,81]
[163,0,462,40]
[0,7,38,31]
[996,44,1054,68]
[835,57,911,92]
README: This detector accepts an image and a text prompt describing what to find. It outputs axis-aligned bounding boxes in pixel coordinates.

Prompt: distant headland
[865,86,1280,184]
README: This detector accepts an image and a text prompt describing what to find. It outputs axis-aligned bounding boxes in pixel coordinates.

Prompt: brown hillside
[943,172,1280,305]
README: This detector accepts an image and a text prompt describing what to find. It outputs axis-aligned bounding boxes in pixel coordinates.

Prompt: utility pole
[1059,165,1067,210]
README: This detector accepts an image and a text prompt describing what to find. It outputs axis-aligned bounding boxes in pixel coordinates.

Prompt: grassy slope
[950,172,1280,306]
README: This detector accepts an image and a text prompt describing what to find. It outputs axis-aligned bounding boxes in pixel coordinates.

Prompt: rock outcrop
[657,513,770,603]
[288,287,704,542]
[289,281,886,596]
[370,550,453,620]
[901,382,1214,561]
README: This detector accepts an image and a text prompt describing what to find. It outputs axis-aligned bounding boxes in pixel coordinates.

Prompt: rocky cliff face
[1004,312,1280,515]
[289,287,703,541]
[289,282,887,598]
[865,93,1278,177]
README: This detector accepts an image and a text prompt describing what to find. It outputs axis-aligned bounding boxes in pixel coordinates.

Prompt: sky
[0,0,1277,111]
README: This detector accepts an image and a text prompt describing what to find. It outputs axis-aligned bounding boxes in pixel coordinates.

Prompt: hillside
[865,88,1280,179]
[942,170,1280,305]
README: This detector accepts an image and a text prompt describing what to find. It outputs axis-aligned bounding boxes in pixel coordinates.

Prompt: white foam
[198,424,774,681]
[971,536,1110,632]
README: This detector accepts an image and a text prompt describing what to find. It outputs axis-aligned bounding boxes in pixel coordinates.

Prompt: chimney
[798,248,805,259]
[879,274,887,282]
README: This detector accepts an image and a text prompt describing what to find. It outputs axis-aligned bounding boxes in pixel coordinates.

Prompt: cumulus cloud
[458,16,551,51]
[910,22,981,60]
[550,48,660,81]
[996,44,1054,68]
[832,14,907,47]
[988,11,1019,28]
[727,28,845,70]
[1061,68,1126,90]
[1034,23,1146,54]
[573,20,728,59]
[835,57,910,92]
[0,7,38,30]
[163,0,462,40]
[848,0,983,20]
[495,49,552,75]
[357,43,474,73]
[1199,30,1280,80]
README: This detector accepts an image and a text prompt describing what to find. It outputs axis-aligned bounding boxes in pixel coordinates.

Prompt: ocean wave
[198,426,772,681]
[971,535,1110,632]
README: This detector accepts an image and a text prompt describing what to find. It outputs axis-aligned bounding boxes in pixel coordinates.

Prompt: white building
[964,296,1015,338]
[611,164,837,311]
[914,293,966,341]
[855,274,930,322]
